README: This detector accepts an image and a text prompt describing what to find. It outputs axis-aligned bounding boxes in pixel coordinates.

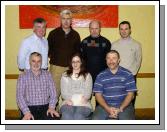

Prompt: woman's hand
[81,95,88,104]
[64,100,73,105]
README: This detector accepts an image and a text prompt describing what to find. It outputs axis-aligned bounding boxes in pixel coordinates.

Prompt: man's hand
[47,108,60,117]
[108,107,120,119]
[22,112,34,120]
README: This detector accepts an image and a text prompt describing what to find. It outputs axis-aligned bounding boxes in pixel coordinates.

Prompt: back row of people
[17,9,142,120]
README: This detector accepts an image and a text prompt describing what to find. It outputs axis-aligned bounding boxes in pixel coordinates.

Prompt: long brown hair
[66,52,88,79]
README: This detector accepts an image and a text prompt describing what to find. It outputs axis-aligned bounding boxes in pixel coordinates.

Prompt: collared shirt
[16,69,57,114]
[112,37,142,75]
[17,33,48,70]
[93,66,137,107]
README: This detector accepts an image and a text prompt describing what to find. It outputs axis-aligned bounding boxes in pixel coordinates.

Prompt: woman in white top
[60,53,93,120]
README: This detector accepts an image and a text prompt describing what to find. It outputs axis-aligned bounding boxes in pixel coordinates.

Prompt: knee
[73,113,85,120]
[61,112,73,120]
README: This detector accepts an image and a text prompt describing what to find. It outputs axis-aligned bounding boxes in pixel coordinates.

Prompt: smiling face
[71,56,82,71]
[29,54,42,73]
[119,24,131,39]
[106,52,120,70]
[33,22,46,38]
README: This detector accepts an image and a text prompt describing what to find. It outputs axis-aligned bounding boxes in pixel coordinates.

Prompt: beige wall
[5,5,155,109]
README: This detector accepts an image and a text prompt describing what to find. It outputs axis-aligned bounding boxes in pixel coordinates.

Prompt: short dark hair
[33,18,46,25]
[119,21,131,29]
[106,50,120,59]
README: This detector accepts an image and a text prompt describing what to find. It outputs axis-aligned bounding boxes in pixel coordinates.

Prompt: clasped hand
[108,107,122,119]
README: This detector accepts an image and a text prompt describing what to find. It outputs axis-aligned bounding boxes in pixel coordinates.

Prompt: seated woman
[60,53,93,120]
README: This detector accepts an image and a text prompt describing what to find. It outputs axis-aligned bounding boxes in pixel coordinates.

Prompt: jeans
[60,105,92,120]
[92,103,135,120]
[20,104,59,120]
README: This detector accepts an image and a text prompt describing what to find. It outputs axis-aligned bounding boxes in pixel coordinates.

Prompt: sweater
[60,72,93,109]
[80,35,111,82]
[112,37,142,75]
[48,27,81,67]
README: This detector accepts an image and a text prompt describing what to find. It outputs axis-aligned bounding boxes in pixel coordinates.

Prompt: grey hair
[29,52,42,60]
[60,9,72,18]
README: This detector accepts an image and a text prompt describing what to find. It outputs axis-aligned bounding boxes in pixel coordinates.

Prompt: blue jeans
[92,103,135,120]
[60,105,92,120]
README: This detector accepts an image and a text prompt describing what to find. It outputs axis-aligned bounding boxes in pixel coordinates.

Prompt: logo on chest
[87,40,99,47]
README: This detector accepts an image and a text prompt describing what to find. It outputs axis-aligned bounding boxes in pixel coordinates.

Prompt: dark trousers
[132,75,137,107]
[20,104,59,120]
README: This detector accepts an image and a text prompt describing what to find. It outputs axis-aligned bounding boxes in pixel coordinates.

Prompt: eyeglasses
[72,61,81,64]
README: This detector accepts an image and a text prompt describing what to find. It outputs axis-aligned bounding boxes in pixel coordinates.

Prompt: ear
[118,59,121,63]
[33,26,35,32]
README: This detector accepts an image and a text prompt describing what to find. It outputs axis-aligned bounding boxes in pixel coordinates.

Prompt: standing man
[112,21,142,82]
[92,50,137,120]
[112,21,142,106]
[80,20,111,83]
[47,9,81,105]
[16,52,59,120]
[17,18,48,71]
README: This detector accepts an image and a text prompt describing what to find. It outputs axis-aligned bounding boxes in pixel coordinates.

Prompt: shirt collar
[90,35,101,39]
[120,36,132,44]
[27,69,42,77]
[60,26,72,35]
[108,66,120,75]
[33,33,44,40]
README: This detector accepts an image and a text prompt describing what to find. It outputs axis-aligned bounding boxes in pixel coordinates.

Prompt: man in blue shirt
[92,50,137,120]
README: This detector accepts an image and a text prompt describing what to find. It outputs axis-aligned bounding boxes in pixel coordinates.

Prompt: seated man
[16,52,59,120]
[92,50,137,120]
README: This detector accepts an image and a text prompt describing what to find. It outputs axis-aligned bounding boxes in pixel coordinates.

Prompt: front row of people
[16,50,137,120]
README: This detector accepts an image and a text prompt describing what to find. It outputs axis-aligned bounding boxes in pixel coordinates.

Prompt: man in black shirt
[80,20,111,83]
[47,9,81,110]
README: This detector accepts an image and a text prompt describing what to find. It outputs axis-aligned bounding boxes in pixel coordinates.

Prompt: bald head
[89,20,101,37]
[89,20,101,28]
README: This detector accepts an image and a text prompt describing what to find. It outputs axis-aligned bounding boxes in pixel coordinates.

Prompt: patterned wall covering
[19,5,118,28]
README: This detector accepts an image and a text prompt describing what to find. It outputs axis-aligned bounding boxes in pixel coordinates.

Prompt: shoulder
[70,29,80,39]
[41,70,55,79]
[61,72,71,83]
[100,36,110,42]
[112,39,120,45]
[18,70,29,80]
[48,27,61,35]
[61,72,69,78]
[131,38,142,47]
[81,36,90,44]
[21,34,34,44]
[71,28,79,35]
[85,73,92,79]
[97,69,109,78]
[119,66,133,76]
[18,73,25,79]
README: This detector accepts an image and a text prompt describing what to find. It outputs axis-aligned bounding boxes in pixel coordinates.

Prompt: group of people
[16,9,142,120]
